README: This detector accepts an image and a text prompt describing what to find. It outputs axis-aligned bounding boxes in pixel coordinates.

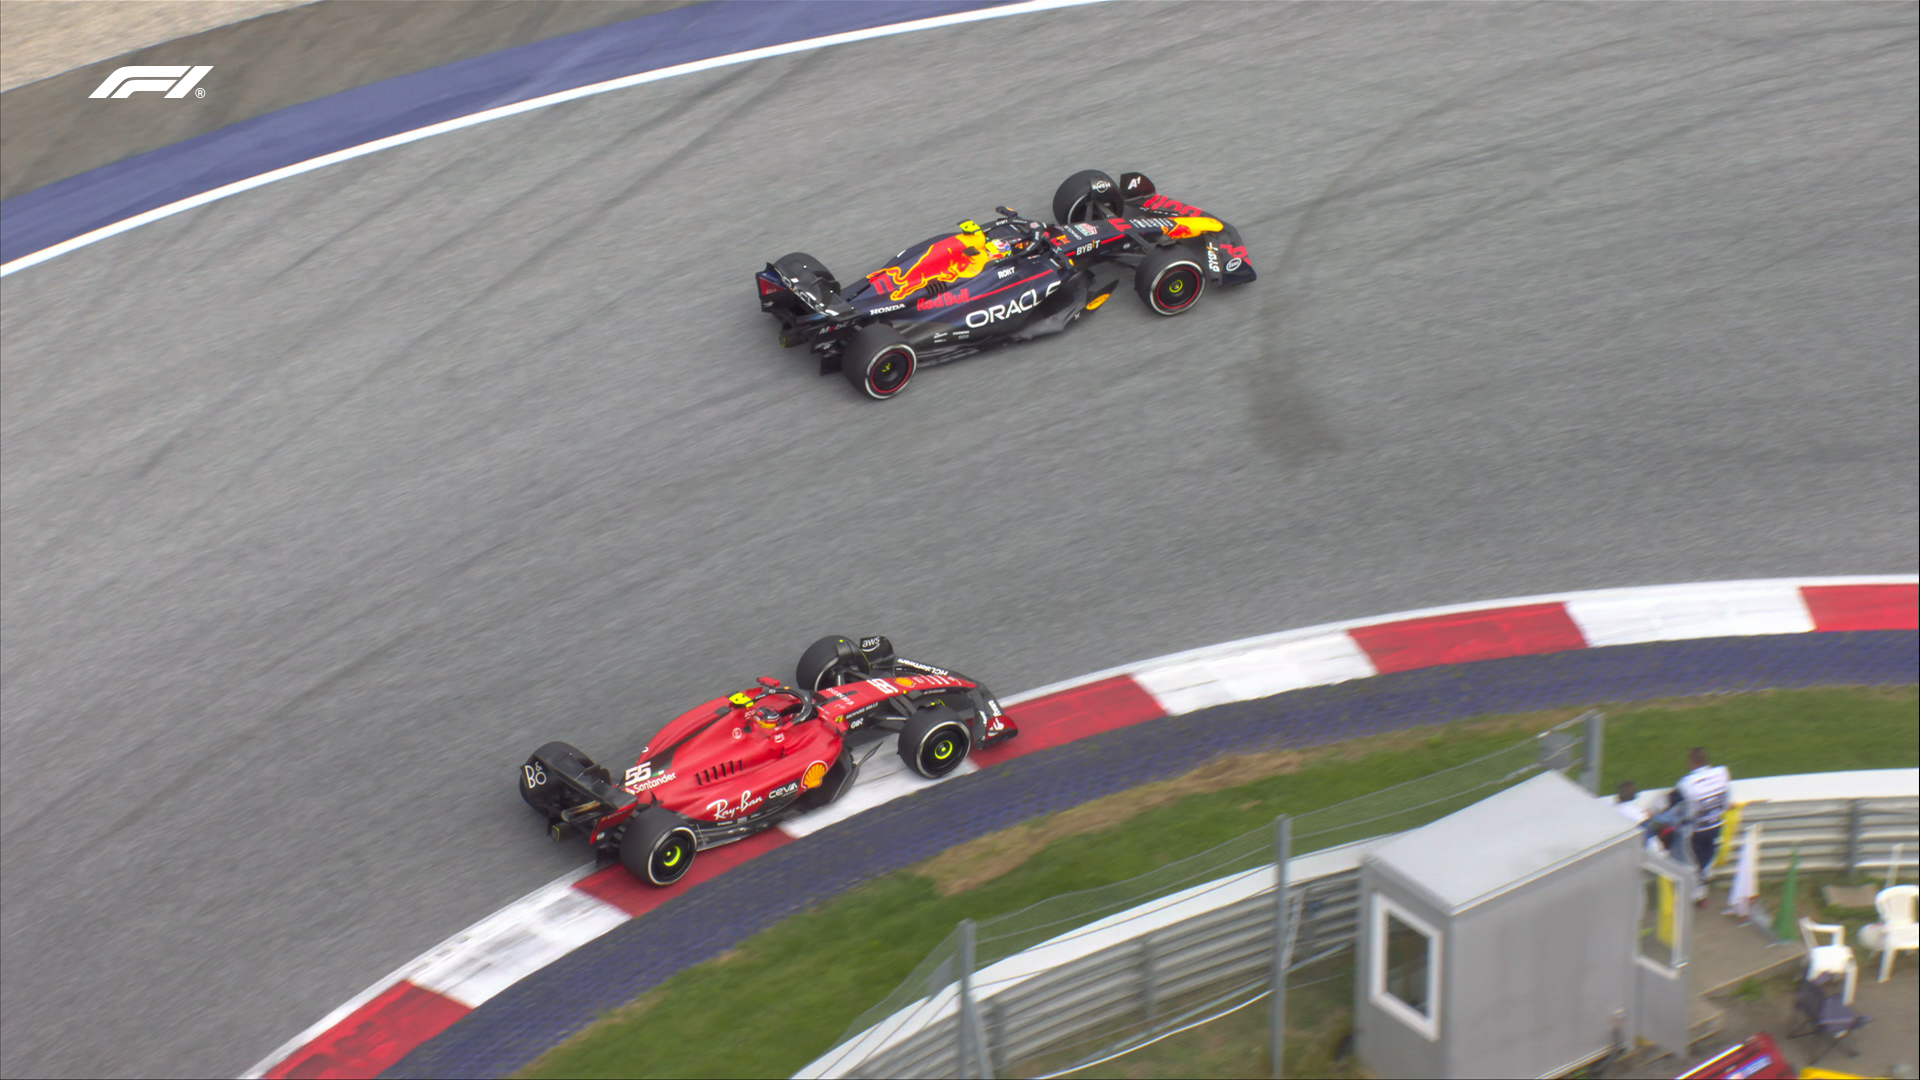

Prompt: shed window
[1384,913,1430,1013]
[1370,895,1442,1039]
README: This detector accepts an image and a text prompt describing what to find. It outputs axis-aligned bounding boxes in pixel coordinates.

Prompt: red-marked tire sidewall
[1135,247,1206,316]
[842,324,917,400]
[863,345,915,399]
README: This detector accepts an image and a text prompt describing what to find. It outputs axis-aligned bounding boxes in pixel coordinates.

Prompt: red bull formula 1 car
[756,169,1256,399]
[519,635,1016,885]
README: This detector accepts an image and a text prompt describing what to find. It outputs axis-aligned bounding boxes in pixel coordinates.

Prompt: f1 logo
[89,66,212,99]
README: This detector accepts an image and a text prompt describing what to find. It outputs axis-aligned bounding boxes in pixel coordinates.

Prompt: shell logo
[802,760,829,789]
[896,677,916,687]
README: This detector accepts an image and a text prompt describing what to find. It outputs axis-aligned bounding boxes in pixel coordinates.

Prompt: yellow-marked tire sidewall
[913,721,971,778]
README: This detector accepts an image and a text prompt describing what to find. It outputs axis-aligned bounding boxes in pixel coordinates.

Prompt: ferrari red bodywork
[520,637,1015,885]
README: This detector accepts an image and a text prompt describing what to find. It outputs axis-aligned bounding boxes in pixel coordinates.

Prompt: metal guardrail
[1740,797,1919,877]
[819,793,1917,1079]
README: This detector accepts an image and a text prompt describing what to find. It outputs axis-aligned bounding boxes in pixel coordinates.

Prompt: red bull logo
[917,287,973,310]
[868,233,1006,301]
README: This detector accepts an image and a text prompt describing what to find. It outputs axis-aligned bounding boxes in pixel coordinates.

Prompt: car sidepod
[883,258,1071,361]
[1009,271,1090,343]
[795,747,860,811]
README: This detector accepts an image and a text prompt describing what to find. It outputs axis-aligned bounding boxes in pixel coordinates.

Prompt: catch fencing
[801,715,1918,1080]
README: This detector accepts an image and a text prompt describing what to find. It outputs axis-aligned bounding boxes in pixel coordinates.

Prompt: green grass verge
[522,686,1917,1080]
[1012,950,1365,1080]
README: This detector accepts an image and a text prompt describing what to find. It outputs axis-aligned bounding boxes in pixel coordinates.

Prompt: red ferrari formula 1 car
[519,635,1016,885]
[756,169,1256,399]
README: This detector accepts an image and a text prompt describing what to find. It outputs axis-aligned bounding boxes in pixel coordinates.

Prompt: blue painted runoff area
[0,0,1016,266]
[386,630,1917,1078]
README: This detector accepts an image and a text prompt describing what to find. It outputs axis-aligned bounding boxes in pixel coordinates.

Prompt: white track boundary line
[0,0,1109,279]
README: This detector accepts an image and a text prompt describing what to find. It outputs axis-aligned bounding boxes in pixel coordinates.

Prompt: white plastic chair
[1872,885,1919,982]
[1799,917,1858,1005]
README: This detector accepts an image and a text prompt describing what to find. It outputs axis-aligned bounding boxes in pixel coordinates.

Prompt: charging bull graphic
[867,228,1011,301]
[1164,216,1225,240]
[1113,215,1227,241]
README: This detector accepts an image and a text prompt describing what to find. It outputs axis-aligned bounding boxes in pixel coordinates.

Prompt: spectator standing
[1642,788,1686,858]
[1617,781,1672,857]
[1614,781,1646,825]
[1676,747,1732,906]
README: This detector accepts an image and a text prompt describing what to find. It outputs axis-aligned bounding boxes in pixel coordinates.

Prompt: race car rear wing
[759,259,856,321]
[527,744,637,840]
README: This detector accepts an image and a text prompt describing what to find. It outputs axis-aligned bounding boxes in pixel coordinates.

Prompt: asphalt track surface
[0,3,1914,1077]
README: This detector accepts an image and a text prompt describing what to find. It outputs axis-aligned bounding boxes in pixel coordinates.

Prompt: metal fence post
[1140,931,1158,1022]
[958,918,989,1079]
[1271,815,1292,1080]
[1846,801,1862,878]
[1582,710,1605,795]
[984,998,1004,1080]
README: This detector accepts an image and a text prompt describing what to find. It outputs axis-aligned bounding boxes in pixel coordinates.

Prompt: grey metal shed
[1354,770,1644,1079]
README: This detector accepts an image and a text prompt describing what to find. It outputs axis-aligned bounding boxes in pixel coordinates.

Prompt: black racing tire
[521,741,590,815]
[797,634,868,691]
[898,705,972,779]
[1134,244,1207,316]
[841,324,916,400]
[618,808,698,886]
[1053,169,1121,224]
